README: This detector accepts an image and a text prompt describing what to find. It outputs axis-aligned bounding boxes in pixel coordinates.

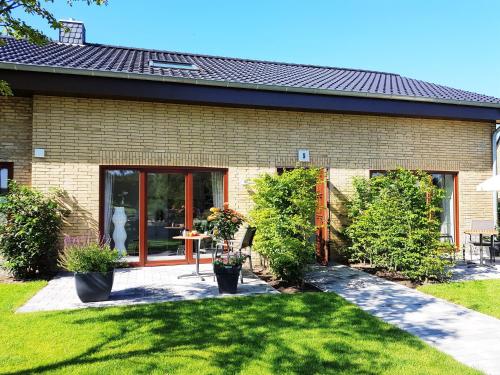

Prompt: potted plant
[208,203,246,294]
[59,241,123,302]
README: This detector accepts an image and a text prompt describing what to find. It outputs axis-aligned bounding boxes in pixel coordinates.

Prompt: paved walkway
[452,262,500,282]
[18,264,276,313]
[306,264,500,375]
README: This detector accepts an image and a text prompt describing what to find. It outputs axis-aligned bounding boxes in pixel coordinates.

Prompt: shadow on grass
[3,292,439,375]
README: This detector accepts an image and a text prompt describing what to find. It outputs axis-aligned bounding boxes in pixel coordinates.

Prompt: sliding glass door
[146,172,186,261]
[103,170,140,262]
[101,167,226,265]
[192,171,224,259]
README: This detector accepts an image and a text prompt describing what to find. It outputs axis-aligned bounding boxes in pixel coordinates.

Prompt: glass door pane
[192,171,224,259]
[0,168,8,196]
[146,172,186,261]
[432,173,455,243]
[104,170,140,262]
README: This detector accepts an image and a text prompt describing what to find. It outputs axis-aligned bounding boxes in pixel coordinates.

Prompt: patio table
[463,228,497,265]
[174,234,212,280]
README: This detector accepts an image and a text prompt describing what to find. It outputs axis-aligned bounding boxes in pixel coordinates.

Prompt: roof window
[149,60,198,70]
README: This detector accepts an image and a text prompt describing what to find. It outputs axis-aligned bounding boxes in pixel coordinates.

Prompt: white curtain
[440,174,454,241]
[104,171,115,241]
[211,171,224,209]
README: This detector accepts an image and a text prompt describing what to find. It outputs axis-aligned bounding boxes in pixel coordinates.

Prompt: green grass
[419,279,500,319]
[0,282,479,375]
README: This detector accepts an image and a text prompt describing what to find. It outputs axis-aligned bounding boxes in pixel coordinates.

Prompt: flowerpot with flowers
[213,254,247,294]
[59,241,123,303]
[208,203,246,294]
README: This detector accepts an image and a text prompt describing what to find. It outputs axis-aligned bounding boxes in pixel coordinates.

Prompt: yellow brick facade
[1,94,495,256]
[0,96,32,185]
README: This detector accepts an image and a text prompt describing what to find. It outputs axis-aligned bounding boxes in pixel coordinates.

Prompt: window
[431,173,456,243]
[0,162,13,196]
[370,170,457,243]
[149,60,198,70]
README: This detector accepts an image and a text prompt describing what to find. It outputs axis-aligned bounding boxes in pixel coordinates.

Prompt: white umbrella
[476,174,500,191]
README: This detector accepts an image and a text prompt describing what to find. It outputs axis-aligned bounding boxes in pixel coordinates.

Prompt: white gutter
[1,61,500,109]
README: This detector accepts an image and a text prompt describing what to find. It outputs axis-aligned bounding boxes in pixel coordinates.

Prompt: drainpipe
[492,123,500,227]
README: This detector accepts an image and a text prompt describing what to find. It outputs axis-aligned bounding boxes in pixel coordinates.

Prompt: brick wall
[7,95,495,254]
[0,96,32,185]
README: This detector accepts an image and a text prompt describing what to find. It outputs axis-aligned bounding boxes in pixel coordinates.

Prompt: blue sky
[13,0,500,98]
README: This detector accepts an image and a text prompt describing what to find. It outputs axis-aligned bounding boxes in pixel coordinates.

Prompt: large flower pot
[74,271,114,302]
[214,264,241,294]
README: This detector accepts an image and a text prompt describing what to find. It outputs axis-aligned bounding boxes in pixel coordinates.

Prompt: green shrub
[59,242,123,273]
[345,169,453,282]
[250,168,320,283]
[0,182,68,279]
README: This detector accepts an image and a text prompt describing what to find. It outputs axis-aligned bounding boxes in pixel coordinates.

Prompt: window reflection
[103,170,140,261]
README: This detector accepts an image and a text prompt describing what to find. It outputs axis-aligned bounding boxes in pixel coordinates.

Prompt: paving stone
[452,262,500,282]
[18,264,277,313]
[306,264,500,375]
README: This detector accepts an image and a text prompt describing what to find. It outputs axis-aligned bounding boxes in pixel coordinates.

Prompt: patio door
[101,166,227,267]
[145,172,187,263]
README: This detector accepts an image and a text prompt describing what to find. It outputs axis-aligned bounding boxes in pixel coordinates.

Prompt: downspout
[492,123,500,227]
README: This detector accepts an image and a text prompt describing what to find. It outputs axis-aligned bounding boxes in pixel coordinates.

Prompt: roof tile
[1,37,499,105]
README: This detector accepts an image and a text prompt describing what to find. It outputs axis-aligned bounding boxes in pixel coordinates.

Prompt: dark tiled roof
[1,36,499,106]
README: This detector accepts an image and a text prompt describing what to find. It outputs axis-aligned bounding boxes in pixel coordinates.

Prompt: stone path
[452,262,500,282]
[306,264,500,375]
[18,264,277,313]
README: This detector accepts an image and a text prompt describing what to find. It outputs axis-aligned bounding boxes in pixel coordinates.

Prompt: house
[1,19,500,266]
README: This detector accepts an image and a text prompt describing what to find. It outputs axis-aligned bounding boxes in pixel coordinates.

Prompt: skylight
[149,60,198,70]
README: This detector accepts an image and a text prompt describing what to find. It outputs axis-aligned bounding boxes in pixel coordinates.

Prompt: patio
[17,264,277,313]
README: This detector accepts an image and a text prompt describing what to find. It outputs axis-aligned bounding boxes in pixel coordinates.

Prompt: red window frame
[99,165,229,267]
[0,162,14,195]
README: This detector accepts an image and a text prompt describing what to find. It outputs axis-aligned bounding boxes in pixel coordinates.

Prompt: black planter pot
[74,271,114,302]
[214,264,242,294]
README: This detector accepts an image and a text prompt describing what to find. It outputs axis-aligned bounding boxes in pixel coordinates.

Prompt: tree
[345,169,453,282]
[250,168,320,284]
[0,0,107,95]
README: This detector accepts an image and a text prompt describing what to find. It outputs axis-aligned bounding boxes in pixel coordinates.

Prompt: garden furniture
[464,220,497,265]
[213,227,256,283]
[175,234,212,280]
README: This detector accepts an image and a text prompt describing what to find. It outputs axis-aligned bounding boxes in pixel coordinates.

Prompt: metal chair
[237,226,257,283]
[465,220,497,264]
[209,227,257,283]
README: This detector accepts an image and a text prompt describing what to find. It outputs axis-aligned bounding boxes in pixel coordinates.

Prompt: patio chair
[211,226,257,283]
[465,220,497,264]
[237,226,257,283]
[199,237,221,263]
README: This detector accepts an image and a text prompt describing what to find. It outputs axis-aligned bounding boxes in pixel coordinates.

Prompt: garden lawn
[0,282,479,375]
[418,279,500,319]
